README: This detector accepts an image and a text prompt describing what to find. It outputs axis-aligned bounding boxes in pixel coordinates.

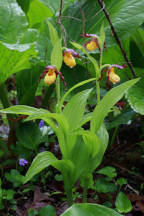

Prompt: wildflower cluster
[40,31,125,86]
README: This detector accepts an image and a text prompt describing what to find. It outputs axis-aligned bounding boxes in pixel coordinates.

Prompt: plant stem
[96,80,100,104]
[110,126,119,149]
[66,188,73,206]
[82,186,88,203]
[56,75,61,112]
[0,83,13,127]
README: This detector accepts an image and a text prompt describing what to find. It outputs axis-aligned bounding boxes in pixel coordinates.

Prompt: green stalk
[82,186,88,203]
[96,80,100,104]
[0,83,13,128]
[110,126,119,149]
[65,187,73,206]
[56,75,61,113]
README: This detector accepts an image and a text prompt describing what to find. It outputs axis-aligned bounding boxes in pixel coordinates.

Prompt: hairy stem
[97,0,137,78]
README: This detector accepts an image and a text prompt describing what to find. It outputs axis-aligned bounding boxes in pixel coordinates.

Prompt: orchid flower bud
[44,68,56,85]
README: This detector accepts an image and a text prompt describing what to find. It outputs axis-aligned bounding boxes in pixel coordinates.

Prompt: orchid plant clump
[0,22,139,208]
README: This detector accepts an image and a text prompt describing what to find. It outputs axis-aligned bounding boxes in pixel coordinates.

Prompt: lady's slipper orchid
[40,65,67,87]
[107,67,120,84]
[99,64,125,84]
[85,38,98,51]
[107,64,126,84]
[63,49,80,68]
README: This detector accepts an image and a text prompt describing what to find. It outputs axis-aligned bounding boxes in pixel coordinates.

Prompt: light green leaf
[47,20,59,47]
[0,0,28,43]
[27,0,53,28]
[63,89,92,130]
[51,39,62,70]
[99,24,105,49]
[91,78,139,132]
[24,151,74,183]
[126,78,144,115]
[61,203,123,216]
[0,105,39,115]
[115,192,132,213]
[82,131,100,159]
[0,42,37,84]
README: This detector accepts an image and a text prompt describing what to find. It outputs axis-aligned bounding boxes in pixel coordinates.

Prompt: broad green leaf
[16,122,42,150]
[24,112,70,157]
[27,0,53,28]
[82,131,100,159]
[95,178,117,193]
[90,124,109,171]
[0,0,28,43]
[16,65,42,106]
[126,78,144,115]
[63,89,92,130]
[51,39,62,70]
[105,110,135,130]
[91,78,139,132]
[24,151,74,183]
[99,24,105,49]
[16,0,31,13]
[61,203,123,216]
[20,29,39,44]
[0,42,37,84]
[39,0,60,13]
[0,105,39,115]
[35,21,52,63]
[115,192,132,213]
[47,20,59,47]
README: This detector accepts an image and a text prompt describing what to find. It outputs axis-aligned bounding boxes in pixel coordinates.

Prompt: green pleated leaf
[90,78,139,132]
[16,65,42,106]
[63,89,92,130]
[82,131,100,159]
[0,0,28,43]
[115,192,132,213]
[0,105,39,115]
[24,151,74,184]
[61,203,123,216]
[27,0,53,28]
[0,42,37,84]
[16,122,42,150]
[126,78,144,115]
[51,39,62,70]
[47,20,59,47]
